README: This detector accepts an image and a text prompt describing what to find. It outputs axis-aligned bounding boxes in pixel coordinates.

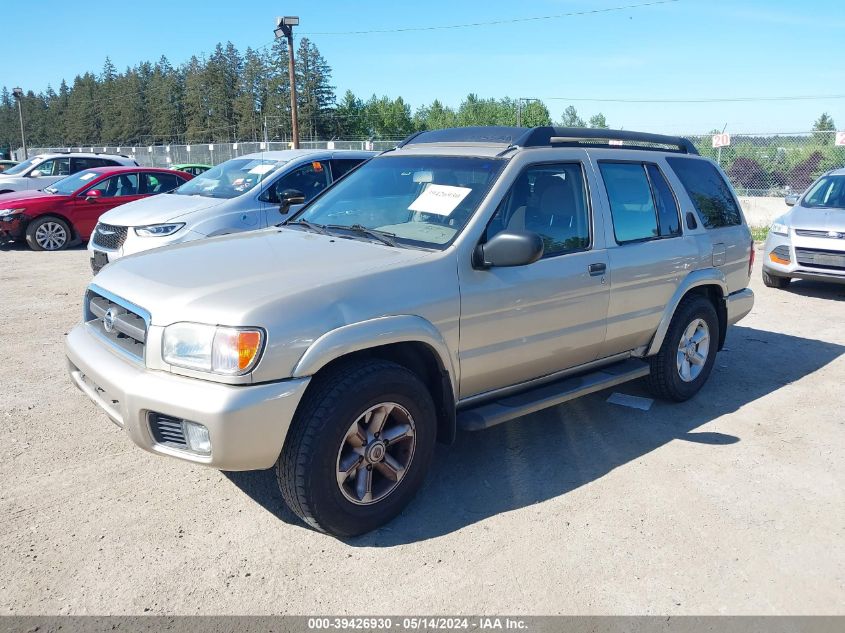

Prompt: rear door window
[665,157,742,228]
[647,164,681,237]
[141,172,183,194]
[600,163,659,243]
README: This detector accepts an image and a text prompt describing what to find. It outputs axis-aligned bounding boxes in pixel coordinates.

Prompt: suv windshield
[44,170,102,195]
[173,157,283,199]
[2,156,42,176]
[293,155,505,248]
[803,175,845,209]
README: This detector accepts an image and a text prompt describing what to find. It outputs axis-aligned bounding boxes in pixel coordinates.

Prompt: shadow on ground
[779,279,845,301]
[225,325,844,545]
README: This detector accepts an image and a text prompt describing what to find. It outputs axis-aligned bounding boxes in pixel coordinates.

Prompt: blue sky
[1,0,843,134]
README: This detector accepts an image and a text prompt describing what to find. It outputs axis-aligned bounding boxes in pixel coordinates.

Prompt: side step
[456,358,651,431]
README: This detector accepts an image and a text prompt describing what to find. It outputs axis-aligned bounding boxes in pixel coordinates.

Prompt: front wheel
[26,216,71,251]
[277,359,437,537]
[647,295,719,402]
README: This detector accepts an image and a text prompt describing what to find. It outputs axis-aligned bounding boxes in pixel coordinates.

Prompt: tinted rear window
[666,157,742,228]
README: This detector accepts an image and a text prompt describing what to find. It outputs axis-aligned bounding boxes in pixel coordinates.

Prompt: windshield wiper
[325,224,398,247]
[283,218,329,234]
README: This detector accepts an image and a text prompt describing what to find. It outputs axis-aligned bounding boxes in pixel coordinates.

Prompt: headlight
[162,323,265,375]
[0,207,25,219]
[134,223,185,237]
[770,222,789,236]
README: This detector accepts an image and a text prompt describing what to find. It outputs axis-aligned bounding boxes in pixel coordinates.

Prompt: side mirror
[85,189,103,202]
[30,170,43,178]
[474,230,544,268]
[784,194,799,207]
[278,188,305,213]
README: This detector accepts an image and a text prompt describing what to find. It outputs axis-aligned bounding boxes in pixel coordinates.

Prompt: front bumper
[0,214,27,241]
[762,231,845,284]
[87,227,204,272]
[65,322,310,470]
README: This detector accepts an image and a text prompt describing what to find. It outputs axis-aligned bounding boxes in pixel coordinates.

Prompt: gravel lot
[1,242,843,615]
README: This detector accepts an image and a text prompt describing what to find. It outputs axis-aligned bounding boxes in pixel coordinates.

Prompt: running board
[456,358,651,431]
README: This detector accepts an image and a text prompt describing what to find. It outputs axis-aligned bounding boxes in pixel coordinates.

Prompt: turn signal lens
[212,328,264,373]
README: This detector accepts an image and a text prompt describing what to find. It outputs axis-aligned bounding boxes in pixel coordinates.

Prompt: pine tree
[295,38,335,139]
[561,106,586,127]
[812,113,836,144]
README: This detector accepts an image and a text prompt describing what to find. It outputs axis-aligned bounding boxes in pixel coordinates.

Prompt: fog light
[183,421,211,455]
[769,245,790,265]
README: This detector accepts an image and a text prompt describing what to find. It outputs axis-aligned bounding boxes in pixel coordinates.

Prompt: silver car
[86,149,375,272]
[66,126,754,536]
[762,167,845,287]
[0,152,138,193]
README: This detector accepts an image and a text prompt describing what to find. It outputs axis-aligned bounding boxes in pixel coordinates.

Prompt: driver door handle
[588,263,606,276]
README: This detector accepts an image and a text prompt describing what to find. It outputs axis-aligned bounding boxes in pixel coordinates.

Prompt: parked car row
[65,126,758,537]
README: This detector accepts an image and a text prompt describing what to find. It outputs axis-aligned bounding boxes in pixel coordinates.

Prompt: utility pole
[12,87,27,159]
[274,16,300,149]
[516,97,540,128]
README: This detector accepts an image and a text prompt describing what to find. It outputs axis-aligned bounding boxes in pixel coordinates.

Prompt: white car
[762,167,845,288]
[0,153,138,194]
[87,149,375,273]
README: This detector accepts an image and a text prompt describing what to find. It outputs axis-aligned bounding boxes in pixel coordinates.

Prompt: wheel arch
[645,269,728,356]
[292,316,458,444]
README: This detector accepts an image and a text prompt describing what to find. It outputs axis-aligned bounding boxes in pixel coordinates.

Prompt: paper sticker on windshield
[248,164,275,175]
[408,185,472,216]
[79,172,97,181]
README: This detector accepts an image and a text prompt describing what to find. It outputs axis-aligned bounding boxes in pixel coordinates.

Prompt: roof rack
[397,126,698,155]
[516,127,699,154]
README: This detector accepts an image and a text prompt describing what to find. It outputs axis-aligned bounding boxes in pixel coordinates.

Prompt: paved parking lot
[1,243,843,615]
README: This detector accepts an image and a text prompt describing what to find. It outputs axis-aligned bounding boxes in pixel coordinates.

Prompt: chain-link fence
[19,140,401,170]
[22,131,845,200]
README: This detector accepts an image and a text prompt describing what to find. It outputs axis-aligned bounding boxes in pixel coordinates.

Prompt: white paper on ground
[607,392,654,411]
[408,184,472,216]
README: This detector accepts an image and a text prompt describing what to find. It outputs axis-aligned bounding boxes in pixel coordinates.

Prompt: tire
[762,269,791,289]
[277,358,437,537]
[647,294,719,402]
[25,216,71,251]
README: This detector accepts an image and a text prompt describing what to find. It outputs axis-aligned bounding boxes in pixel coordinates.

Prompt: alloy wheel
[676,318,710,382]
[335,402,416,505]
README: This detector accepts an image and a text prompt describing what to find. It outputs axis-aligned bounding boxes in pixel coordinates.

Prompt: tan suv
[66,127,754,536]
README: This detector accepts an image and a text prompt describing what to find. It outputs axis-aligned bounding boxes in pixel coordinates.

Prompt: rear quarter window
[665,157,742,228]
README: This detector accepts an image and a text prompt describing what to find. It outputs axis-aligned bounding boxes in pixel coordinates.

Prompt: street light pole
[12,87,27,160]
[274,16,300,149]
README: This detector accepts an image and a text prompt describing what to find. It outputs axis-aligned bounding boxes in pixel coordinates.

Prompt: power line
[298,0,680,35]
[539,94,845,104]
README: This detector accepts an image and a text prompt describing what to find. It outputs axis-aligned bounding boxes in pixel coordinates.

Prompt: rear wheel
[762,269,791,289]
[277,359,437,537]
[26,216,71,251]
[647,294,719,402]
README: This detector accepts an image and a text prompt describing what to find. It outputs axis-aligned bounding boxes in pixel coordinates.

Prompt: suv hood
[93,227,431,326]
[786,205,845,232]
[97,193,227,226]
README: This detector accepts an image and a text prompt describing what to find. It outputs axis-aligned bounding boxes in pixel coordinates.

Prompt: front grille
[795,248,845,271]
[148,413,188,449]
[795,229,845,239]
[84,289,148,361]
[92,223,128,250]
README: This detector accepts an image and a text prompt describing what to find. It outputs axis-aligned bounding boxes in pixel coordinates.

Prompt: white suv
[0,153,138,194]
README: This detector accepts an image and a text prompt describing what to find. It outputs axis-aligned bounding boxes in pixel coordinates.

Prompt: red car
[0,167,192,251]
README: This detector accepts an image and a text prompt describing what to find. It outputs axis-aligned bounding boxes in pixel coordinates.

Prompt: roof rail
[396,126,698,155]
[397,126,528,148]
[514,127,699,155]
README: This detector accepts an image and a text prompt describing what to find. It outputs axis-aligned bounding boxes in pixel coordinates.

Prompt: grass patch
[750,226,769,242]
